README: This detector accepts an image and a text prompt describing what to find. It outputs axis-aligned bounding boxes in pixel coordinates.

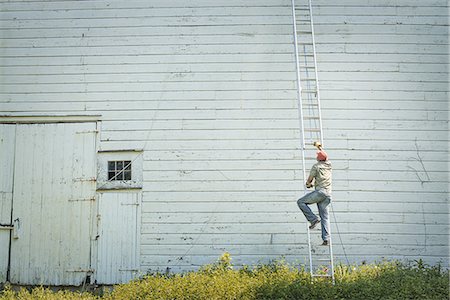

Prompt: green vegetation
[1,254,448,299]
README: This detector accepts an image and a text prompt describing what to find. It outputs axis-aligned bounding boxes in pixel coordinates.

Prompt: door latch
[13,218,20,239]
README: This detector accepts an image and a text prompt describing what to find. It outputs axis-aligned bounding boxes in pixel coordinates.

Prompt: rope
[330,202,350,265]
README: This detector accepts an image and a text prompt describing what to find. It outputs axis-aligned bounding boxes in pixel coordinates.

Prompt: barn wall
[0,0,448,277]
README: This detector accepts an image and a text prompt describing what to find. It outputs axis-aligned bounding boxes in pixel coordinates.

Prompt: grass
[1,254,448,300]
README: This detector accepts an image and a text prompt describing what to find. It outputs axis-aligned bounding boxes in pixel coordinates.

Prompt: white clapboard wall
[0,0,448,276]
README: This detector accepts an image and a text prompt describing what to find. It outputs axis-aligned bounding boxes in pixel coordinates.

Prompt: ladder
[291,0,335,285]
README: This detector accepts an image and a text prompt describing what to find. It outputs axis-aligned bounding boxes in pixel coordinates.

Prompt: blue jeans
[297,190,331,241]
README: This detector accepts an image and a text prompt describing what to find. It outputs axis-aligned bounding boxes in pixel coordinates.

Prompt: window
[108,160,132,181]
[97,150,143,190]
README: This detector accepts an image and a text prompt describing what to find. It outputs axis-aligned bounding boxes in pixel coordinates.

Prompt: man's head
[316,150,328,161]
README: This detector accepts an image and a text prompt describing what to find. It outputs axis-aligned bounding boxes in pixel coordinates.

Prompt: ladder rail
[306,224,314,279]
[308,0,323,145]
[291,0,307,189]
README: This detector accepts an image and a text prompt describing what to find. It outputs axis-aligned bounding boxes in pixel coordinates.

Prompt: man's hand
[306,175,314,188]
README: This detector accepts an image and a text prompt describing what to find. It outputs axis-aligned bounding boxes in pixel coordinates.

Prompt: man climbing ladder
[297,142,332,246]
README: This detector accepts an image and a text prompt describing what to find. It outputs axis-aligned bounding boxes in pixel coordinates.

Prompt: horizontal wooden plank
[0,72,296,84]
[143,159,446,174]
[319,72,447,83]
[139,244,448,256]
[141,201,449,215]
[0,7,291,20]
[1,101,448,120]
[0,25,294,39]
[315,24,447,36]
[0,15,293,29]
[1,15,446,30]
[1,72,446,87]
[141,211,448,225]
[0,108,384,121]
[0,52,294,66]
[140,190,449,204]
[0,43,296,57]
[141,179,448,192]
[313,15,448,25]
[141,232,447,246]
[321,90,448,101]
[141,222,448,235]
[311,6,449,16]
[1,0,446,11]
[0,23,445,39]
[0,51,446,67]
[1,62,445,77]
[141,169,448,182]
[317,53,447,64]
[320,81,449,92]
[0,62,296,75]
[0,34,293,48]
[99,119,447,132]
[311,0,446,7]
[315,34,448,45]
[1,34,447,49]
[3,90,444,102]
[1,5,447,19]
[272,233,448,246]
[0,81,296,93]
[325,100,446,110]
[143,148,448,162]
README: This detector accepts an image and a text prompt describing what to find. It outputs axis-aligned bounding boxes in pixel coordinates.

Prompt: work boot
[309,219,320,229]
[321,240,329,246]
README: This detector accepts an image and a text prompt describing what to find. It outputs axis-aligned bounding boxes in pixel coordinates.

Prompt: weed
[1,255,448,300]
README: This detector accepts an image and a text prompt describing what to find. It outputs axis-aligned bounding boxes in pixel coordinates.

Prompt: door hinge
[121,202,140,206]
[0,223,13,230]
[66,269,95,273]
[73,177,97,182]
[76,130,99,134]
[68,197,96,202]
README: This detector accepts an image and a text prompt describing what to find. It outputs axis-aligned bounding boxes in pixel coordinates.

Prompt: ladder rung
[301,90,317,93]
[300,66,315,69]
[297,30,313,33]
[312,274,332,277]
[301,78,316,81]
[303,116,320,120]
[295,8,310,11]
[297,42,313,45]
[304,129,321,132]
[303,103,319,106]
[316,258,331,261]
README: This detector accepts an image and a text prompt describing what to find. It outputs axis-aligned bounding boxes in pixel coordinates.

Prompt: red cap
[317,150,328,161]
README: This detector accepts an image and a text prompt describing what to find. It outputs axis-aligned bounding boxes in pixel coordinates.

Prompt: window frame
[97,150,143,190]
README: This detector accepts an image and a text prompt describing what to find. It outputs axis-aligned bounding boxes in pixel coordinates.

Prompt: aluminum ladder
[291,0,335,285]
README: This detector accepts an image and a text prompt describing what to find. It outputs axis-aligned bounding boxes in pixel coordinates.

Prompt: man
[297,148,332,246]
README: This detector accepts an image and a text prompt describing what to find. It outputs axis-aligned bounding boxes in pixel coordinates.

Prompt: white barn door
[96,192,141,284]
[0,125,16,283]
[9,123,97,285]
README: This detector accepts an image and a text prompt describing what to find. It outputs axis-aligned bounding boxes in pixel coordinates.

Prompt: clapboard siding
[0,0,448,280]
